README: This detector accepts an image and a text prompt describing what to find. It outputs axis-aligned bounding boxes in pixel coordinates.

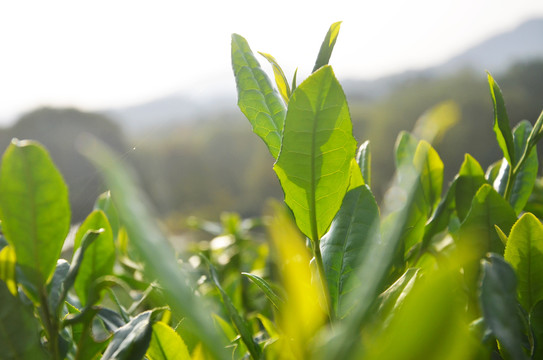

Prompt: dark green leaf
[375,268,419,324]
[356,141,371,187]
[102,311,153,360]
[488,73,515,166]
[320,185,380,318]
[530,300,543,359]
[480,254,529,360]
[47,259,69,315]
[312,21,341,73]
[504,213,543,311]
[231,34,286,158]
[73,210,115,306]
[0,281,50,360]
[241,272,284,310]
[204,257,261,360]
[0,139,70,290]
[274,65,357,241]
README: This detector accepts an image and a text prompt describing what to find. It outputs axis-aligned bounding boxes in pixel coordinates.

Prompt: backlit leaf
[259,52,291,104]
[232,34,286,158]
[488,73,515,166]
[504,213,543,311]
[274,65,356,241]
[312,22,342,73]
[146,321,190,360]
[0,139,70,290]
[0,244,17,295]
[356,141,371,187]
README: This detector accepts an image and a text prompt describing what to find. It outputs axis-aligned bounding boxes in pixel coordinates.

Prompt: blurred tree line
[2,59,541,229]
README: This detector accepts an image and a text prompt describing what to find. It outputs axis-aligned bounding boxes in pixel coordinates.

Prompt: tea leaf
[259,52,291,104]
[0,139,70,290]
[232,34,286,158]
[488,73,515,166]
[312,21,342,73]
[73,210,115,306]
[480,254,529,360]
[274,65,356,241]
[146,321,190,360]
[504,213,543,311]
[242,272,284,310]
[102,310,153,360]
[320,185,380,318]
[356,141,371,187]
[0,281,50,359]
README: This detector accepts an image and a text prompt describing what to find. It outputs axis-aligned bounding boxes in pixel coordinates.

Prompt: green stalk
[313,239,334,322]
[39,288,60,360]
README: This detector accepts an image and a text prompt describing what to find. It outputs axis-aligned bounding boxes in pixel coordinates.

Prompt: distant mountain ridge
[107,18,543,133]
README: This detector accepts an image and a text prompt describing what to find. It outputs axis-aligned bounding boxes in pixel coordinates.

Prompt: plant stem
[39,288,60,360]
[313,239,334,322]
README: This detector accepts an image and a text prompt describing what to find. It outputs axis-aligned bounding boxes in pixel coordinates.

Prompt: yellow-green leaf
[146,321,191,360]
[504,213,543,311]
[259,52,291,104]
[274,65,357,241]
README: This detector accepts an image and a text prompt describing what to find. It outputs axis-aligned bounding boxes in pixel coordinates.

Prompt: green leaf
[413,140,443,215]
[455,154,487,222]
[510,121,538,214]
[458,184,517,295]
[94,191,120,239]
[363,259,478,360]
[241,272,284,310]
[73,210,115,306]
[374,268,420,324]
[146,321,190,360]
[102,310,153,360]
[258,52,291,104]
[504,213,543,311]
[0,281,50,360]
[480,254,529,360]
[274,65,357,241]
[46,259,69,314]
[312,21,342,73]
[356,141,371,187]
[232,34,286,158]
[0,244,17,295]
[0,139,70,290]
[488,72,515,166]
[320,185,380,318]
[530,300,543,359]
[81,137,229,360]
[394,131,418,171]
[204,257,261,360]
[459,184,517,257]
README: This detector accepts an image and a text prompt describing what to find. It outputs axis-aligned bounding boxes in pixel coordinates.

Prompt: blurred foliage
[0,108,127,222]
[3,60,542,226]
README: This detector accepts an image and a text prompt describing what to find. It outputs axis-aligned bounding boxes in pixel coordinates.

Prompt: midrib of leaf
[22,151,42,287]
[153,330,168,360]
[309,71,333,242]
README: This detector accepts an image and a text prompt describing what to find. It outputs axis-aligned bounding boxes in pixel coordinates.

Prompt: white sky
[1,0,543,123]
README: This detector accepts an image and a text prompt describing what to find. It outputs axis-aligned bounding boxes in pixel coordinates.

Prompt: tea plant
[1,22,543,360]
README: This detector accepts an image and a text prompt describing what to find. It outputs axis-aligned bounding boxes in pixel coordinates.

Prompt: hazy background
[2,1,543,230]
